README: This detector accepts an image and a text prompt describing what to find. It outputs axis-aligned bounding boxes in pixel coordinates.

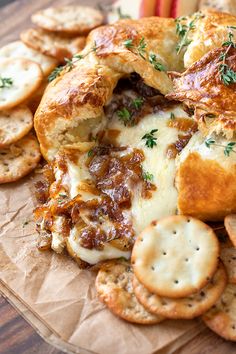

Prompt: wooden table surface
[0,0,236,353]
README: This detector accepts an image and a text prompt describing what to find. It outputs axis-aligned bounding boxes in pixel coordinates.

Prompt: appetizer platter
[0,0,236,353]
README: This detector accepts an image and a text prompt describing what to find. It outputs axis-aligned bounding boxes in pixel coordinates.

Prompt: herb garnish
[149,53,166,71]
[175,13,204,55]
[117,6,131,19]
[218,27,236,86]
[170,112,176,119]
[87,149,94,157]
[124,37,166,72]
[48,42,98,82]
[123,39,134,49]
[117,108,131,125]
[142,170,154,181]
[132,97,144,109]
[205,138,236,156]
[142,129,158,148]
[0,76,13,88]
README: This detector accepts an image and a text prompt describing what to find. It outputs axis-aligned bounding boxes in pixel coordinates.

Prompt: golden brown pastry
[176,132,236,221]
[167,47,236,137]
[34,13,236,267]
[183,10,236,68]
[34,17,183,161]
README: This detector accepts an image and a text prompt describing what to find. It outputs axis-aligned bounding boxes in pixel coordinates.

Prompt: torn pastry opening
[34,73,197,267]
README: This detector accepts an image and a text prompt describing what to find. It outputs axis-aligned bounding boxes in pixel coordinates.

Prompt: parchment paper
[0,174,206,354]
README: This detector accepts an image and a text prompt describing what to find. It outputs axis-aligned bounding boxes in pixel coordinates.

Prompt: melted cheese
[67,226,131,264]
[107,106,190,234]
[51,106,194,263]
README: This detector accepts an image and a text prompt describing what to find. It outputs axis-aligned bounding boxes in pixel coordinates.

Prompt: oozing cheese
[107,106,190,234]
[50,105,194,264]
[67,226,131,264]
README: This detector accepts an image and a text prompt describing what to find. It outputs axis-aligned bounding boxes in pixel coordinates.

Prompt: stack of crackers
[96,215,236,341]
[0,5,104,184]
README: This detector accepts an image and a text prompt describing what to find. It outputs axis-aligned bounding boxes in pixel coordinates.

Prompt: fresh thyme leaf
[0,76,13,88]
[149,53,166,72]
[142,170,154,181]
[205,138,215,148]
[224,142,236,156]
[59,193,67,198]
[219,64,236,85]
[170,112,176,119]
[137,37,147,59]
[48,66,64,82]
[219,30,236,85]
[48,42,98,82]
[132,97,143,109]
[117,6,131,19]
[123,39,134,49]
[175,13,204,55]
[74,54,84,60]
[142,129,158,148]
[117,107,131,125]
[87,149,94,157]
[205,138,236,156]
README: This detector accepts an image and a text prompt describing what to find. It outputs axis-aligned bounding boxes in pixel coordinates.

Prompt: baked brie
[34,12,236,266]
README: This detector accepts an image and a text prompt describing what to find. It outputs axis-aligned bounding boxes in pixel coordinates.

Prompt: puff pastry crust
[176,133,236,221]
[184,10,236,68]
[35,17,183,161]
[167,47,236,137]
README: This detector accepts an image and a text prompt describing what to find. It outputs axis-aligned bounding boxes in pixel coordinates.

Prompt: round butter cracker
[203,283,236,341]
[0,133,41,183]
[95,260,164,324]
[132,216,220,298]
[220,247,236,284]
[31,6,104,35]
[0,106,33,147]
[20,28,86,62]
[225,215,236,248]
[0,41,58,76]
[0,58,43,110]
[133,262,227,319]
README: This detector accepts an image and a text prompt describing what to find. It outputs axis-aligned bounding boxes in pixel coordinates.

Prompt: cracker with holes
[0,41,58,76]
[0,133,41,183]
[21,28,86,62]
[220,247,236,284]
[0,58,43,110]
[132,216,220,298]
[133,262,227,319]
[0,106,33,147]
[225,215,236,248]
[31,6,104,35]
[202,283,236,341]
[95,260,164,324]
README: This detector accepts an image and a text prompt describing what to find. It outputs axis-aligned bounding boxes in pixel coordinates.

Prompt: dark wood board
[0,0,236,353]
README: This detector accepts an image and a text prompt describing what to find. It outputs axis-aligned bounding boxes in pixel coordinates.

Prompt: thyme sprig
[175,13,204,55]
[123,37,166,72]
[0,76,13,88]
[117,108,131,125]
[218,27,236,86]
[48,42,98,82]
[142,129,158,148]
[132,97,144,109]
[205,138,236,156]
[142,170,154,181]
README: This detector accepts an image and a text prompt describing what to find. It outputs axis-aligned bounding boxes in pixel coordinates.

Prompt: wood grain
[0,0,236,353]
